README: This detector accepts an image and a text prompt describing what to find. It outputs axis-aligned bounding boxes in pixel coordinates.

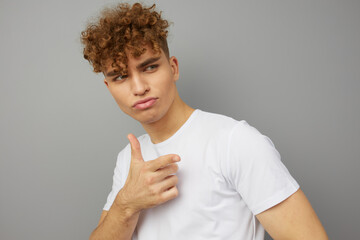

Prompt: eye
[145,64,158,72]
[113,74,128,82]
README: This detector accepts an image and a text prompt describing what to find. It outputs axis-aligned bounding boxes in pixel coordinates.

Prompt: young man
[81,3,328,240]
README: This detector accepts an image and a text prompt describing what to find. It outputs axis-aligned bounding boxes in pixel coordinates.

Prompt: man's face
[103,45,179,124]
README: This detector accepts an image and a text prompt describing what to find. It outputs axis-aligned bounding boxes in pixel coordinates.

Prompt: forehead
[103,46,164,76]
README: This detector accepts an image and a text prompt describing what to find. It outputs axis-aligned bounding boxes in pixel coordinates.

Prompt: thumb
[127,133,144,162]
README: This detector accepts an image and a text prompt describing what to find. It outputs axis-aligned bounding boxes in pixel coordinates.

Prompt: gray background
[1,0,359,239]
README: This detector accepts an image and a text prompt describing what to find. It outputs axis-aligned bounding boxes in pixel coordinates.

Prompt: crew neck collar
[148,109,200,147]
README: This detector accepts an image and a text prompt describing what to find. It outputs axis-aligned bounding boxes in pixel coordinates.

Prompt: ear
[103,78,109,88]
[169,56,179,82]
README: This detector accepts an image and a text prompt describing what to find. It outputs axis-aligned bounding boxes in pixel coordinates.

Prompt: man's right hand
[114,133,180,214]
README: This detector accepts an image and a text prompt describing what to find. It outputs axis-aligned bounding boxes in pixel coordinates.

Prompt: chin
[142,112,165,124]
[129,108,162,124]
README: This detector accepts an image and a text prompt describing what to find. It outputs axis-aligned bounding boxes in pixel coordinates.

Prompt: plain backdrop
[1,0,359,239]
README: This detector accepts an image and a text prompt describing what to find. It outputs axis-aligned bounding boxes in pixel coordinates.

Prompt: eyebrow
[136,56,161,70]
[105,56,161,78]
[105,70,121,77]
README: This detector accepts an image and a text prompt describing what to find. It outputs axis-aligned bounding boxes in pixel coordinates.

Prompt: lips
[133,97,158,110]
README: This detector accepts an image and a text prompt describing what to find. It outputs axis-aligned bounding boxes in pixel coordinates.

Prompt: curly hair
[80,2,170,74]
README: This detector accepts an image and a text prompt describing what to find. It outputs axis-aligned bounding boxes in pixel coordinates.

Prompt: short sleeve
[103,144,131,211]
[224,121,300,215]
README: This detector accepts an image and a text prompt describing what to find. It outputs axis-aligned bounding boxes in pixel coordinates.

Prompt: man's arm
[256,188,328,240]
[89,191,141,240]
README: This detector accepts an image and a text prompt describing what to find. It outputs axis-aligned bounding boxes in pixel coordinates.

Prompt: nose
[131,74,149,96]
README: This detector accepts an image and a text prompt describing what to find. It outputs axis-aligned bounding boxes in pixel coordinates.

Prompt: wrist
[114,189,141,220]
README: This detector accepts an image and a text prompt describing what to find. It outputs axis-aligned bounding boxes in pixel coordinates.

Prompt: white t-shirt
[104,109,300,240]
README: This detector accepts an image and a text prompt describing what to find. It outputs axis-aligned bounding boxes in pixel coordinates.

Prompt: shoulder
[197,109,237,124]
[229,120,267,142]
[221,117,280,176]
[228,120,277,154]
[195,109,265,144]
[195,109,241,134]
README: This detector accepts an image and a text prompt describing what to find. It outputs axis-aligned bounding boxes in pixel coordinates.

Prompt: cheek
[109,87,127,105]
[157,81,174,100]
[158,72,176,92]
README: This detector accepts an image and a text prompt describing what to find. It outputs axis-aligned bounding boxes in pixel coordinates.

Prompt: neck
[141,92,195,144]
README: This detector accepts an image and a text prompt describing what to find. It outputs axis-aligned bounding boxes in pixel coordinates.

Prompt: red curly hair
[80,2,170,75]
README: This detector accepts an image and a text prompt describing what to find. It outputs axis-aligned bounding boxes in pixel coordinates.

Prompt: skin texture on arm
[256,188,329,240]
[98,210,108,226]
[89,199,140,240]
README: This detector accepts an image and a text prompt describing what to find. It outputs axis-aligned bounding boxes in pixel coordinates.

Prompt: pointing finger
[148,154,180,171]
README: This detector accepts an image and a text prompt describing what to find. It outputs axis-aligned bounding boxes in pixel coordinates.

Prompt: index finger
[147,154,180,171]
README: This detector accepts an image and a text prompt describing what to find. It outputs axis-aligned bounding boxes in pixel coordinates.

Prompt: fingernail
[173,156,180,162]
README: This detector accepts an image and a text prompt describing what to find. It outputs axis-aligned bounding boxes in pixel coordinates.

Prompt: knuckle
[148,186,158,196]
[145,176,154,185]
[163,155,173,164]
